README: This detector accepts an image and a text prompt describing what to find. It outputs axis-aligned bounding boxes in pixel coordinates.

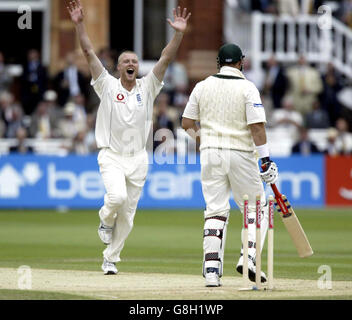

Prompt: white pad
[241,202,269,262]
[203,215,229,277]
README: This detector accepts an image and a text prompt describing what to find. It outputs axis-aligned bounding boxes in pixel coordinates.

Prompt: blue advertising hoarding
[0,154,324,209]
[269,155,324,207]
[0,155,104,208]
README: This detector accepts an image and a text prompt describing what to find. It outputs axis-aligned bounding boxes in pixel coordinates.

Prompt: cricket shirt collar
[219,66,246,79]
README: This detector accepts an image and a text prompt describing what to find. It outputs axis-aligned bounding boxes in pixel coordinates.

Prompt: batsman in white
[67,0,191,275]
[182,44,279,287]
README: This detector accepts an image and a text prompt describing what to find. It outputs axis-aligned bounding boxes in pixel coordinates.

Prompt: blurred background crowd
[239,0,352,26]
[0,0,352,156]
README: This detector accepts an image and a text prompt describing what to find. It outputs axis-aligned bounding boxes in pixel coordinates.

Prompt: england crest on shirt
[136,93,143,107]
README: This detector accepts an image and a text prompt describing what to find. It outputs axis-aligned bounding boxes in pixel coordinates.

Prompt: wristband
[256,143,270,159]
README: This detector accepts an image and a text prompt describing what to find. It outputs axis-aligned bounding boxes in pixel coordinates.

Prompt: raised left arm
[153,7,191,82]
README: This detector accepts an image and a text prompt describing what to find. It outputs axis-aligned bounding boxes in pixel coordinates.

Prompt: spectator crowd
[237,0,352,28]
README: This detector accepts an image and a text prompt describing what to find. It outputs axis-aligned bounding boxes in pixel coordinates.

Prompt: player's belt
[203,147,253,153]
[104,147,146,157]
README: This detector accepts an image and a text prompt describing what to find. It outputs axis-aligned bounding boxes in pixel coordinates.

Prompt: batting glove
[260,158,279,185]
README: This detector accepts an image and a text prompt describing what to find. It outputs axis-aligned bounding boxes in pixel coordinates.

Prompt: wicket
[255,195,262,288]
[240,194,275,291]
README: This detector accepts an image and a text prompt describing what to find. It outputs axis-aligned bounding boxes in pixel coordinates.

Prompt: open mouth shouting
[126,68,135,76]
[117,52,139,86]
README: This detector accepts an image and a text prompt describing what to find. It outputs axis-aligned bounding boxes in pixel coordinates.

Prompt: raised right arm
[67,0,103,81]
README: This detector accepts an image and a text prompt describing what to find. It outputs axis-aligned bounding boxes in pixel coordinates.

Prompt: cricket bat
[270,183,314,258]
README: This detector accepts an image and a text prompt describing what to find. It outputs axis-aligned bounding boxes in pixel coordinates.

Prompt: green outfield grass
[0,208,351,282]
[0,289,93,300]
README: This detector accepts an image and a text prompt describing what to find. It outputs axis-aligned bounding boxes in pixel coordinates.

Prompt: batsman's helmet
[217,44,245,67]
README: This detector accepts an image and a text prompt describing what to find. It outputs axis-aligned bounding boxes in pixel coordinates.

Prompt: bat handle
[261,162,290,216]
[261,163,281,197]
[270,183,281,198]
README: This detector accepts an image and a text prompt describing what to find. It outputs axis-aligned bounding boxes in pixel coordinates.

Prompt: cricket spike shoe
[205,267,221,287]
[102,258,118,275]
[236,255,267,283]
[98,221,113,245]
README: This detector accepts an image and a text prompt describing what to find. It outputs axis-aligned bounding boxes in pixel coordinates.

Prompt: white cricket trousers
[97,148,149,263]
[200,148,269,270]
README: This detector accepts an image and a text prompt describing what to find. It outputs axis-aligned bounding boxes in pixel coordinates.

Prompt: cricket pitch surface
[0,268,351,300]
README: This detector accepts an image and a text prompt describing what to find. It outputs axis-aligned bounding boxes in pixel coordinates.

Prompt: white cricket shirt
[183,66,266,152]
[92,69,163,155]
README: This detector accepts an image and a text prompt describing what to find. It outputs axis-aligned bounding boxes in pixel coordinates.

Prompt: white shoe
[98,221,113,245]
[205,268,221,287]
[236,255,267,283]
[102,258,118,275]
